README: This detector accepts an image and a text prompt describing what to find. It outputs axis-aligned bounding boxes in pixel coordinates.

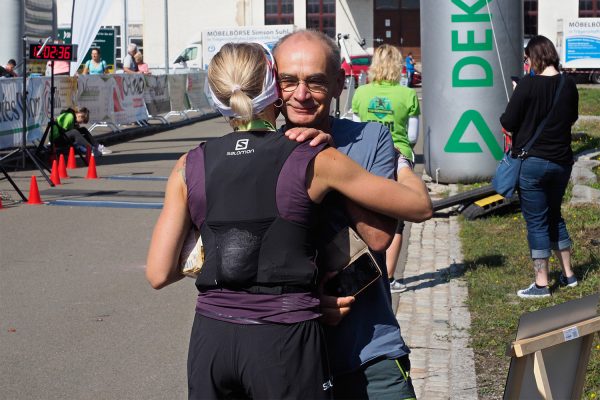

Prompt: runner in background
[351,44,421,294]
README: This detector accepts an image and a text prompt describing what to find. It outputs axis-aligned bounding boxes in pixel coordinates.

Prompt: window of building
[306,0,336,38]
[401,0,420,9]
[580,0,600,16]
[524,0,538,38]
[130,37,143,55]
[375,0,400,10]
[265,0,294,25]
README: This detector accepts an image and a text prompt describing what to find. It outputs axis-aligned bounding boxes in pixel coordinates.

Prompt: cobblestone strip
[395,216,478,399]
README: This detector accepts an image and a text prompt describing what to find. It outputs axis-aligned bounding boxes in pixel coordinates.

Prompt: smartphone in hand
[324,252,382,297]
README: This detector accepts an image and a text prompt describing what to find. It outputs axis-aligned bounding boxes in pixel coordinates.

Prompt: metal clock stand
[36,60,88,167]
[0,36,53,188]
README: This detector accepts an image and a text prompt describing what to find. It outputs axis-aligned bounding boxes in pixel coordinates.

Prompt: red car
[401,65,422,87]
[342,55,372,84]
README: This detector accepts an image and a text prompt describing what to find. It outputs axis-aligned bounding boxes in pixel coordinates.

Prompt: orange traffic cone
[58,154,69,179]
[67,146,77,169]
[50,159,61,185]
[85,153,98,179]
[27,176,43,204]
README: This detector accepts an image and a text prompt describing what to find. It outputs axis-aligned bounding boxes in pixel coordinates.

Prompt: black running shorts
[187,313,333,400]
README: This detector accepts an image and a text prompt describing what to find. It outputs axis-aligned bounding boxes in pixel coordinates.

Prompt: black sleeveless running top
[185,131,326,295]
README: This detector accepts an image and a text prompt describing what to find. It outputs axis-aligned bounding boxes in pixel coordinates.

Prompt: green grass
[457,181,490,193]
[573,120,600,155]
[450,82,600,399]
[579,88,600,116]
[460,205,600,398]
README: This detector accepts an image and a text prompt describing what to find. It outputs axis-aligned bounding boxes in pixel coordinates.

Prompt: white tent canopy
[69,0,112,75]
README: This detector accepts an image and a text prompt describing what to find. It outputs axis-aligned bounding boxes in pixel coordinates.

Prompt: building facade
[56,0,143,67]
[55,1,596,71]
[525,1,600,46]
[141,0,424,69]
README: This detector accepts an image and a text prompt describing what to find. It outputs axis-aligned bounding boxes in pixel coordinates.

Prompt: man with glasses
[274,30,419,399]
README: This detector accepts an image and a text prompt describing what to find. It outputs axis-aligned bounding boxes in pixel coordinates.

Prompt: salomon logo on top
[236,139,249,150]
[227,139,255,156]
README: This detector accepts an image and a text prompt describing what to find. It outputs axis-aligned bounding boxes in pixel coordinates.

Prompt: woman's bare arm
[146,155,191,289]
[308,148,432,223]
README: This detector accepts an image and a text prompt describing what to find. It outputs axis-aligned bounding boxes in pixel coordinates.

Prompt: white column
[294,0,306,29]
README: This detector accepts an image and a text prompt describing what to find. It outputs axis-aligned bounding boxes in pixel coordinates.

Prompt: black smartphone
[324,253,382,297]
[511,75,521,83]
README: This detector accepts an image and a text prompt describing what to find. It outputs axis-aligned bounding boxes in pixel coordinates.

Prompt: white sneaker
[390,279,407,293]
[97,144,113,155]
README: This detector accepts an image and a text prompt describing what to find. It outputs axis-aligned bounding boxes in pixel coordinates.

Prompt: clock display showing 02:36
[29,44,77,61]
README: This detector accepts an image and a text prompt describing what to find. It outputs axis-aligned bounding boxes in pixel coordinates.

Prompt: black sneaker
[517,283,550,299]
[558,273,578,288]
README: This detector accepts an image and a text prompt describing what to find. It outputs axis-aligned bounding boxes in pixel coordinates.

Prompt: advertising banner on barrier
[43,76,78,121]
[168,74,188,112]
[0,78,45,149]
[144,74,171,116]
[186,72,215,114]
[76,75,116,123]
[112,74,149,124]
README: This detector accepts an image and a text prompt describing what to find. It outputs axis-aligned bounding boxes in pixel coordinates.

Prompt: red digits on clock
[29,44,73,60]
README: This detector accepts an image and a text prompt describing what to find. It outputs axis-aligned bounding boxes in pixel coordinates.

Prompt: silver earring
[273,98,284,108]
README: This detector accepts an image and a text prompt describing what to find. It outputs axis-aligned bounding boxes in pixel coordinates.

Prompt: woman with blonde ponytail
[146,42,432,399]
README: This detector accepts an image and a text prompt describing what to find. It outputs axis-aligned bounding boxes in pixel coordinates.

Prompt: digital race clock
[29,43,78,61]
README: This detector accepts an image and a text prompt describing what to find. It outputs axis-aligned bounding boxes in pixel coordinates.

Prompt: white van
[173,42,202,70]
[172,25,294,71]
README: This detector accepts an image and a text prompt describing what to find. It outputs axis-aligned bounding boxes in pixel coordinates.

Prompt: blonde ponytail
[207,43,267,127]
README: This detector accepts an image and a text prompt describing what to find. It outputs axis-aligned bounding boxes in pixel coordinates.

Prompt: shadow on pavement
[94,152,182,166]
[404,261,466,291]
[134,136,223,143]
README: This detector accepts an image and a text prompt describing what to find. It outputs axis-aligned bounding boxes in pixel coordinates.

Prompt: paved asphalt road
[1,116,234,399]
[1,89,424,399]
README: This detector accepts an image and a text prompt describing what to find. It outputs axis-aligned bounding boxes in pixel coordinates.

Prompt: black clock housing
[29,43,78,61]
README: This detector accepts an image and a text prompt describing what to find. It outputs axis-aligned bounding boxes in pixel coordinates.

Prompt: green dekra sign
[444,0,503,161]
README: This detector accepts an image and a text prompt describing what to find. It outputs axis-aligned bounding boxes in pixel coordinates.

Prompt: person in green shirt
[50,108,112,156]
[351,44,421,294]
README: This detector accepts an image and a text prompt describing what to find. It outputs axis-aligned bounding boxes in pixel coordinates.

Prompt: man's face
[6,64,14,72]
[274,36,344,130]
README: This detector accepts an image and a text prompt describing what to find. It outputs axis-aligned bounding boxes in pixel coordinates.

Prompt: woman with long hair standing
[146,42,431,398]
[500,35,579,298]
[82,48,108,75]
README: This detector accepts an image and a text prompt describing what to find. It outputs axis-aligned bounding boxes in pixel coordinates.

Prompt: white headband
[209,42,279,118]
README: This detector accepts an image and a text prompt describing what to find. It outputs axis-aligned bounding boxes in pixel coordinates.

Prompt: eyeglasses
[278,76,329,94]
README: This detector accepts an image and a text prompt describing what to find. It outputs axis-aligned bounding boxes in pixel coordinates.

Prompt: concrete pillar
[0,0,24,73]
[421,0,522,183]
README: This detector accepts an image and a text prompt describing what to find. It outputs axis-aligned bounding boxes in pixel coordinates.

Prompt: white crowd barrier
[0,71,218,150]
